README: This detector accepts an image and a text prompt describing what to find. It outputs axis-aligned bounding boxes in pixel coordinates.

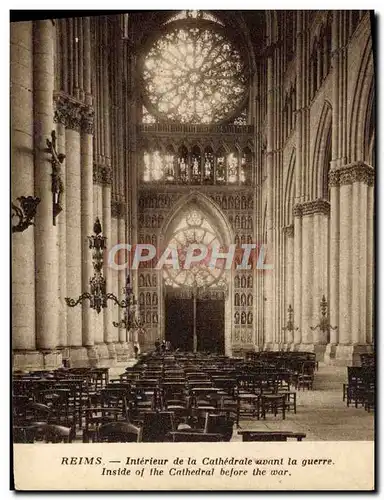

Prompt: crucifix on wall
[45,130,65,226]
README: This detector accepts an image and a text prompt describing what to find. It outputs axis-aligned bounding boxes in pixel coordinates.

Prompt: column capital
[53,91,94,134]
[329,161,375,187]
[81,106,95,135]
[293,199,331,217]
[93,162,112,185]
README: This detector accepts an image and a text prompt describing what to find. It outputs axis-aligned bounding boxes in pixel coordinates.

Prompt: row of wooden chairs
[343,366,375,412]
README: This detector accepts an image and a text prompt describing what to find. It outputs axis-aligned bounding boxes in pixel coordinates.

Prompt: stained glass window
[216,148,226,183]
[165,10,224,26]
[142,106,157,124]
[164,147,176,181]
[142,146,251,184]
[203,148,214,183]
[227,152,238,183]
[143,151,164,182]
[163,209,226,289]
[142,19,247,124]
[232,109,248,125]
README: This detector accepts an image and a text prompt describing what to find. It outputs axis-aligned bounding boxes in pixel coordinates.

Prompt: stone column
[81,108,96,364]
[111,213,119,339]
[300,211,314,346]
[65,121,85,364]
[103,178,116,361]
[293,206,302,346]
[307,200,330,359]
[93,181,105,347]
[55,118,67,350]
[283,225,294,346]
[264,51,275,348]
[338,183,352,342]
[366,183,374,345]
[325,180,340,362]
[33,20,61,368]
[315,211,330,349]
[332,163,374,364]
[11,21,36,368]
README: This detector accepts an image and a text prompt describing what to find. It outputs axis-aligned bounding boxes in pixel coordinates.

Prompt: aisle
[234,363,375,441]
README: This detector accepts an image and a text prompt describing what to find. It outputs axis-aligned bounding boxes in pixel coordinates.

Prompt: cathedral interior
[11,10,375,444]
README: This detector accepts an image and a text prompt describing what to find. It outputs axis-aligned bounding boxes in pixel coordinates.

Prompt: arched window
[143,149,165,182]
[164,145,176,182]
[227,151,239,184]
[178,145,189,182]
[191,146,202,183]
[216,147,226,184]
[203,147,214,183]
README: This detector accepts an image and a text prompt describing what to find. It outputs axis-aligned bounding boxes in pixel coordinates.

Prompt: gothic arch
[159,191,234,247]
[158,191,234,356]
[349,34,374,163]
[312,101,332,200]
[364,82,375,167]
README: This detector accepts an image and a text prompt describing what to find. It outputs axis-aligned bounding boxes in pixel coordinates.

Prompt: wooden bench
[238,430,306,441]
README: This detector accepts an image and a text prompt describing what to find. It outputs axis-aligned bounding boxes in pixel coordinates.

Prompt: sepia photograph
[10,8,375,490]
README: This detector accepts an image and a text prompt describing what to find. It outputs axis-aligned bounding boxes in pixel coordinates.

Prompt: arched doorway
[159,193,233,354]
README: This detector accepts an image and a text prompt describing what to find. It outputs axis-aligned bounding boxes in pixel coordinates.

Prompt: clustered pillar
[33,20,60,363]
[11,21,36,358]
[328,163,374,364]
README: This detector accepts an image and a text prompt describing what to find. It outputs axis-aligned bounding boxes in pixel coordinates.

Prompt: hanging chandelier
[65,217,135,314]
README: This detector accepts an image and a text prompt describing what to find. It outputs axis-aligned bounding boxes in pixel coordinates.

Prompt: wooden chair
[283,391,297,413]
[236,393,260,425]
[82,407,124,443]
[13,423,72,443]
[296,361,315,390]
[43,424,72,443]
[141,411,175,442]
[98,422,142,442]
[204,413,234,441]
[260,394,286,420]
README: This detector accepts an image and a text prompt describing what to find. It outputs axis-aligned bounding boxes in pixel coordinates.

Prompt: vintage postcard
[11,8,375,491]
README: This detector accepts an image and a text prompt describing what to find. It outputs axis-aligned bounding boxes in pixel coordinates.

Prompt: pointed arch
[312,100,332,200]
[349,34,374,163]
[364,82,375,168]
[159,191,234,247]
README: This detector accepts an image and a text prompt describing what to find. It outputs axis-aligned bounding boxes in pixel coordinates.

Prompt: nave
[12,350,374,444]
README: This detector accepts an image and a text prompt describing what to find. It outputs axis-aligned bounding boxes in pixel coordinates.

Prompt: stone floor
[109,362,375,442]
[232,363,375,441]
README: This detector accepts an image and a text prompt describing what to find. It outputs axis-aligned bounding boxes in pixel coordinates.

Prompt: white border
[3,5,382,499]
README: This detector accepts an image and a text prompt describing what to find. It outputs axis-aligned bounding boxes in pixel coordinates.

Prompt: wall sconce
[45,130,65,226]
[310,295,337,343]
[113,274,143,342]
[11,196,40,233]
[282,304,299,333]
[65,218,131,314]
